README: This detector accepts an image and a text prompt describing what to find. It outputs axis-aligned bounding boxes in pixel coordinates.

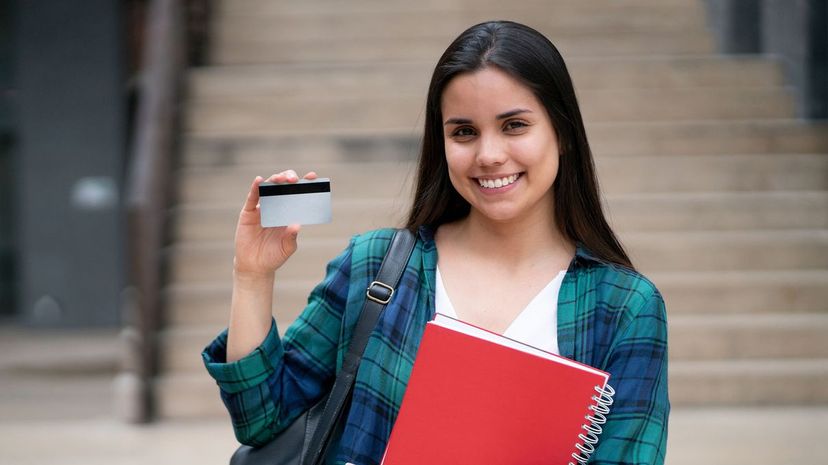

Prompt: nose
[475,133,507,167]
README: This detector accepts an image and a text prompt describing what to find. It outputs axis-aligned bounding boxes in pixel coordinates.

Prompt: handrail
[120,0,187,423]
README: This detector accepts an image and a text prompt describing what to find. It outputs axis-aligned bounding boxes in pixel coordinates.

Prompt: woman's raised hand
[233,170,318,278]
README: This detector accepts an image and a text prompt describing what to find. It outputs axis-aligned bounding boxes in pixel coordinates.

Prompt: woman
[204,21,669,465]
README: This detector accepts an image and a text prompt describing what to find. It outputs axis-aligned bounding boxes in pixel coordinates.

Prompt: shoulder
[574,244,659,303]
[349,228,404,260]
[351,228,399,248]
[347,227,428,270]
[593,262,660,298]
[583,260,665,318]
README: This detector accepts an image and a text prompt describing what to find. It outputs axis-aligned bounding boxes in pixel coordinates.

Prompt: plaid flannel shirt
[203,227,670,465]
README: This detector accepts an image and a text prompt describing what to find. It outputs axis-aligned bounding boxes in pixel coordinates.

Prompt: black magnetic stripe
[258,181,330,196]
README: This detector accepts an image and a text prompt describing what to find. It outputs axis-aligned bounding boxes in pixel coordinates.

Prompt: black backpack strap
[303,229,417,465]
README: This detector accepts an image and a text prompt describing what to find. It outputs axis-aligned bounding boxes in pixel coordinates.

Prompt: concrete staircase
[156,0,828,419]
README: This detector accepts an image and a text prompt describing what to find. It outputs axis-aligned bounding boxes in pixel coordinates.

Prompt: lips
[476,173,522,189]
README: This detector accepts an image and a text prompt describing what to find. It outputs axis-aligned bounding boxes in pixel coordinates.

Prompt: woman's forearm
[226,270,276,362]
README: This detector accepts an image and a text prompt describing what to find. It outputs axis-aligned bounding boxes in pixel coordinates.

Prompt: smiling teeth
[478,174,519,189]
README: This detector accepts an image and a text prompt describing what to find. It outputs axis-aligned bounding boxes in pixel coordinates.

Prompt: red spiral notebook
[381,314,613,465]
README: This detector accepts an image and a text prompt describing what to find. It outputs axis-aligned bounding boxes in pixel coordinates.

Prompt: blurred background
[1,0,827,463]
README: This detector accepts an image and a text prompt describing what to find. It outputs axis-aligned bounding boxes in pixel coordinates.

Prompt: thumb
[280,224,301,257]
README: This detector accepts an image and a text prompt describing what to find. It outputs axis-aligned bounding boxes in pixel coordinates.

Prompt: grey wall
[706,0,828,119]
[13,0,126,326]
[1,0,16,317]
[705,0,762,53]
[762,0,828,119]
[0,132,13,317]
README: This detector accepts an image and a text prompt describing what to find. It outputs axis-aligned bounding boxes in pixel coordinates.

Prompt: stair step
[167,231,828,285]
[172,192,828,243]
[186,87,794,134]
[182,120,828,158]
[670,359,828,405]
[216,0,702,18]
[167,237,340,285]
[161,325,231,374]
[597,153,828,194]
[155,359,828,419]
[174,154,828,206]
[211,30,713,65]
[669,314,828,361]
[172,197,405,242]
[155,373,228,419]
[189,57,784,100]
[166,269,828,329]
[176,161,415,204]
[626,230,828,272]
[165,279,317,327]
[606,192,828,232]
[215,16,706,43]
[160,313,828,373]
[215,4,708,41]
[652,270,828,314]
[587,120,828,157]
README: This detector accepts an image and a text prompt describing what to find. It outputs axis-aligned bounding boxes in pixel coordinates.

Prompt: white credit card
[258,178,332,227]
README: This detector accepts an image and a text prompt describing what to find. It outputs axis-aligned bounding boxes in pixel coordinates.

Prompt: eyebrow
[443,108,532,126]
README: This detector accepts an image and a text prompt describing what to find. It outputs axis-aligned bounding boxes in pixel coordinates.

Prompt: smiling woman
[203,20,669,465]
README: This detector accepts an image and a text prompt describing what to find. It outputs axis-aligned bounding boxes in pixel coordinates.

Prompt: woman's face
[441,66,560,226]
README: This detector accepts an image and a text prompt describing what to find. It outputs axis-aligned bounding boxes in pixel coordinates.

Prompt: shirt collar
[417,225,435,245]
[573,242,606,266]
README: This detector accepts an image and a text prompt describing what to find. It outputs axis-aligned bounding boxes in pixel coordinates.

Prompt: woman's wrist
[232,269,276,300]
[233,265,276,285]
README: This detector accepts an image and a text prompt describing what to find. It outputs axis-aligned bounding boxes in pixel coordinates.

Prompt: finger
[303,171,318,180]
[242,176,263,212]
[268,170,300,183]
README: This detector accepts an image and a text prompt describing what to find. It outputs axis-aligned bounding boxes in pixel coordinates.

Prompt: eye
[503,120,529,132]
[451,126,477,139]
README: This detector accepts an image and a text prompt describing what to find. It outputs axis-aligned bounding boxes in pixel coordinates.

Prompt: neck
[454,206,575,266]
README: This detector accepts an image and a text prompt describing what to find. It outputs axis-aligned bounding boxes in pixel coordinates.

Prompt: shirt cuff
[201,318,284,394]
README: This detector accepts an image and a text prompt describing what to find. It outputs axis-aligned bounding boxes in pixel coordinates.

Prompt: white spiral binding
[568,383,615,465]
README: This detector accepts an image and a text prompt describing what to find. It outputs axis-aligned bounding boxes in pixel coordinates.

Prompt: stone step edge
[151,369,828,420]
[181,118,828,138]
[157,358,828,382]
[187,54,777,74]
[172,191,828,211]
[217,0,699,12]
[167,229,828,252]
[164,268,828,285]
[671,358,828,375]
[162,312,828,339]
[190,85,794,101]
[218,5,704,19]
[192,53,755,75]
[668,313,828,328]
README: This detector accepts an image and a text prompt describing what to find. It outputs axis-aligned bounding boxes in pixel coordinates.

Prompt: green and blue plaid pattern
[203,227,669,465]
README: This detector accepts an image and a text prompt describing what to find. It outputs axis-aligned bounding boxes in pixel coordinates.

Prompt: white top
[435,266,565,355]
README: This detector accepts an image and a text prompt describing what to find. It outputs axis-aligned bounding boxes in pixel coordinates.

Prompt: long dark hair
[405,20,633,269]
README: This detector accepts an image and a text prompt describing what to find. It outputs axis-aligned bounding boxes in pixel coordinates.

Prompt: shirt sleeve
[201,239,355,446]
[591,288,670,465]
[202,318,283,394]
